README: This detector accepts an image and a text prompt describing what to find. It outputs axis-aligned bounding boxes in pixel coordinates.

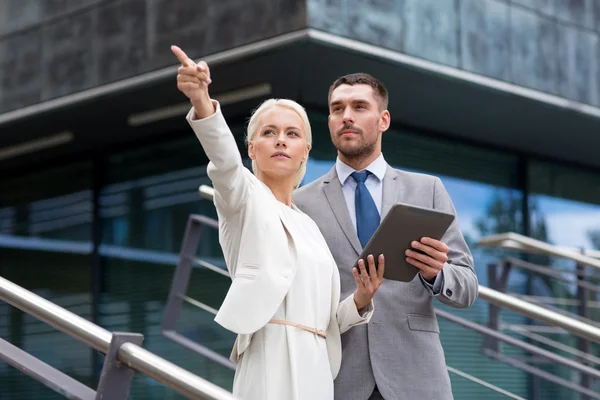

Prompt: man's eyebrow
[330,99,371,106]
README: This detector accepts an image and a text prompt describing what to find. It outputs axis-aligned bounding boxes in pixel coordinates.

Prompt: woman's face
[248,105,310,185]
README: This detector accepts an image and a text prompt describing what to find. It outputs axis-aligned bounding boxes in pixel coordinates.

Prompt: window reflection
[0,163,93,398]
[529,160,600,253]
[525,162,600,396]
[98,133,241,396]
[533,195,600,250]
[527,161,600,296]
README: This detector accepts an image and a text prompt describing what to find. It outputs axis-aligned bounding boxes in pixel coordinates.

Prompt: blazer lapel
[381,165,402,219]
[257,180,300,260]
[322,167,363,255]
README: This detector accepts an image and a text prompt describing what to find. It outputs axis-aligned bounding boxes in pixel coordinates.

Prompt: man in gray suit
[294,73,479,400]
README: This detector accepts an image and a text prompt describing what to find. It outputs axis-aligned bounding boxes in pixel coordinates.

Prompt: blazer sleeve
[186,101,251,217]
[336,294,374,334]
[427,177,479,308]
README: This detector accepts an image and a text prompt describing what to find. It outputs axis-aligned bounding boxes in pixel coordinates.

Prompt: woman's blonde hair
[246,99,312,189]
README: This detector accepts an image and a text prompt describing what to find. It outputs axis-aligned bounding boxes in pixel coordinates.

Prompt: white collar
[335,153,387,185]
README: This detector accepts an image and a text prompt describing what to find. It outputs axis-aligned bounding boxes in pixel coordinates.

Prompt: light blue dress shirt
[335,155,444,294]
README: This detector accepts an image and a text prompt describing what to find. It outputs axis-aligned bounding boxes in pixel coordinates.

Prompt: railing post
[484,260,512,353]
[576,254,591,400]
[161,216,206,333]
[160,214,235,370]
[95,332,144,400]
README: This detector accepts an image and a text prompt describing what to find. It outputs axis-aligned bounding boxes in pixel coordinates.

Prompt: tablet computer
[354,203,455,282]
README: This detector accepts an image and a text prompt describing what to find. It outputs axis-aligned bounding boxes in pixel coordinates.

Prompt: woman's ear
[303,144,311,164]
[248,142,255,160]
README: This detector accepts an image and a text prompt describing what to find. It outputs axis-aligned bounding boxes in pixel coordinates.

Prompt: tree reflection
[475,191,599,397]
[474,191,572,301]
[588,229,600,250]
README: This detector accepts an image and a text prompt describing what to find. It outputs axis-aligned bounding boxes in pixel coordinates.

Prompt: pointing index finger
[171,45,194,67]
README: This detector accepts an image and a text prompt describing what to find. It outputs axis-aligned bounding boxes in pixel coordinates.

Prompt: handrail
[506,293,600,327]
[0,276,236,400]
[0,277,112,352]
[478,232,600,270]
[478,286,600,343]
[199,185,215,200]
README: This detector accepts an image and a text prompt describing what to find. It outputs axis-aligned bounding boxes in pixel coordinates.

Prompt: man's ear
[379,110,391,132]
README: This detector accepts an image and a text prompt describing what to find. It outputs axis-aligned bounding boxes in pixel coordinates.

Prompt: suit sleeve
[186,101,251,217]
[425,177,479,308]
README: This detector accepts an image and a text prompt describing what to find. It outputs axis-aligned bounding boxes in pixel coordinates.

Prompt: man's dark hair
[328,73,389,110]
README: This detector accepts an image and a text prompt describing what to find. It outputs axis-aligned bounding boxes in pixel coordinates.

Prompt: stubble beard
[338,139,377,163]
[333,125,379,165]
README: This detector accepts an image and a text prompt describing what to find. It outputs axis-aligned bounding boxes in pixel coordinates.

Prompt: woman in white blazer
[172,46,385,400]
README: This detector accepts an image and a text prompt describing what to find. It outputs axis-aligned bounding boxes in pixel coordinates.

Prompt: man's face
[328,84,387,160]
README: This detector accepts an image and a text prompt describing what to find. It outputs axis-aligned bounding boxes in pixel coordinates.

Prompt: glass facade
[0,163,94,399]
[0,108,599,399]
[527,161,600,399]
[97,135,237,397]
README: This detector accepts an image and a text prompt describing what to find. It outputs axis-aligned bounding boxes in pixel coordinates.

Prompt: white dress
[232,202,346,400]
[185,101,373,400]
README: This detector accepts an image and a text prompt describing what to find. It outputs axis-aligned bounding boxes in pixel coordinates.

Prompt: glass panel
[0,162,93,399]
[529,161,600,251]
[99,128,248,397]
[527,161,600,398]
[527,161,600,315]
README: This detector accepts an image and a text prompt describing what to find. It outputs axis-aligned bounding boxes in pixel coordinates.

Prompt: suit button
[446,289,453,297]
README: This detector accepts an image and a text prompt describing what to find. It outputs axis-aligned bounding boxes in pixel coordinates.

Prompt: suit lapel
[381,165,401,219]
[322,167,363,255]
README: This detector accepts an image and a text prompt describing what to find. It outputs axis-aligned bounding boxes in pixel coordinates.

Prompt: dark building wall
[2,0,599,115]
[309,0,600,106]
[0,0,306,113]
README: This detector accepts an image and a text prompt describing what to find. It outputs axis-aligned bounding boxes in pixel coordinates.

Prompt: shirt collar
[336,153,387,185]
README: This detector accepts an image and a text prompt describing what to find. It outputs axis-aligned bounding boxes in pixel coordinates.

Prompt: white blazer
[186,102,372,378]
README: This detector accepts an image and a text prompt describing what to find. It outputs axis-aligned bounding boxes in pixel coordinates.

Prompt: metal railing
[477,286,600,343]
[168,210,600,399]
[436,309,600,399]
[172,185,600,398]
[0,276,237,400]
[479,232,600,269]
[162,211,533,399]
[479,231,600,397]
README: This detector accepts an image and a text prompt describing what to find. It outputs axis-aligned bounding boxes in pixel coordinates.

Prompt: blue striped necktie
[351,171,380,248]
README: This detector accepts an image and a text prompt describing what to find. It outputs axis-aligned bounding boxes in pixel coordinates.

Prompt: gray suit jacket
[293,164,479,400]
